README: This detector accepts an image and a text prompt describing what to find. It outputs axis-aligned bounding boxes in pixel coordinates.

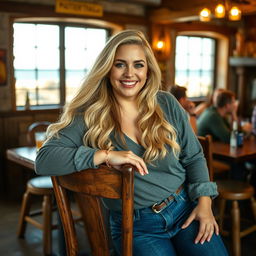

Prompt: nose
[124,65,134,77]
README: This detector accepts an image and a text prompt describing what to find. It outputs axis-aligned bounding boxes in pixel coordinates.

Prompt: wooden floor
[0,198,91,256]
[0,198,255,256]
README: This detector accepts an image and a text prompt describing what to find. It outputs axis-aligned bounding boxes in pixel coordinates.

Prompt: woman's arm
[168,97,219,242]
[35,115,148,176]
[35,115,97,176]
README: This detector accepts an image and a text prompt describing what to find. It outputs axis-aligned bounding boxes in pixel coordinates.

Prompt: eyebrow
[114,59,146,63]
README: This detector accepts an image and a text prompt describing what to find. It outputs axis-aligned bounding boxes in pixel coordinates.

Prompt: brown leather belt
[151,184,184,213]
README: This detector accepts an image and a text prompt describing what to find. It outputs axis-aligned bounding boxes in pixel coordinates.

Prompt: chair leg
[42,195,52,255]
[231,200,241,256]
[17,190,32,238]
[218,198,226,234]
[250,197,256,221]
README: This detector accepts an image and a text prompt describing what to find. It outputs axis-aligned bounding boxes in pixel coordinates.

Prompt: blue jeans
[109,188,229,256]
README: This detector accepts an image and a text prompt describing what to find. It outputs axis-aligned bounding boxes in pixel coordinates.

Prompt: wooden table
[6,146,36,170]
[6,146,67,256]
[212,137,256,163]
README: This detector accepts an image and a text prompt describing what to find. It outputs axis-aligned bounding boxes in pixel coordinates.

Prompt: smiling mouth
[120,80,138,88]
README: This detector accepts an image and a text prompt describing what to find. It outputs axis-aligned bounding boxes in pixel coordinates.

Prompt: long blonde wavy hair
[47,30,180,163]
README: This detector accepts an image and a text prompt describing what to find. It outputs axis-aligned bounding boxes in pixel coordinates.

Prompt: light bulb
[229,6,241,21]
[156,40,164,50]
[215,4,225,18]
[199,8,211,22]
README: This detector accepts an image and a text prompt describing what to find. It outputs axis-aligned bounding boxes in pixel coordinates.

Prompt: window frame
[174,34,218,100]
[11,18,112,111]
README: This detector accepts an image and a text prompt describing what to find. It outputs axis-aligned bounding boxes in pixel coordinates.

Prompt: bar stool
[17,176,57,255]
[17,121,57,255]
[198,135,256,256]
[217,180,256,256]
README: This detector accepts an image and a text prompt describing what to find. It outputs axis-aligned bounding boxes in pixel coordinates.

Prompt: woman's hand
[94,150,148,176]
[181,196,219,244]
[108,150,148,176]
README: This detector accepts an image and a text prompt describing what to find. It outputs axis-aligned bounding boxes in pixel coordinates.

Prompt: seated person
[194,88,225,119]
[197,89,238,143]
[170,85,197,133]
[197,89,253,180]
[198,89,252,143]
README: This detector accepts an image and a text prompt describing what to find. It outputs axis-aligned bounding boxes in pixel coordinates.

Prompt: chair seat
[217,180,254,200]
[28,176,53,189]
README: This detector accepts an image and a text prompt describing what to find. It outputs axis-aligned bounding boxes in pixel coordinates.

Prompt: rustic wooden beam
[149,7,201,24]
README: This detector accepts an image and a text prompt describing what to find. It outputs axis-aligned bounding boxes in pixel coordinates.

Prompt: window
[175,36,216,98]
[13,22,109,109]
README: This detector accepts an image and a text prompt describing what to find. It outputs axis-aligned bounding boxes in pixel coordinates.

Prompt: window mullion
[59,25,66,106]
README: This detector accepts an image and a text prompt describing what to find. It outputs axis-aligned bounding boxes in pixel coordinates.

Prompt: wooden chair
[197,135,214,181]
[197,135,230,178]
[51,164,135,256]
[198,135,256,256]
[27,121,51,146]
[17,121,56,255]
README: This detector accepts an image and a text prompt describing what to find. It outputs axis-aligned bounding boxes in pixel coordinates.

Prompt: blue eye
[134,63,144,68]
[115,62,125,68]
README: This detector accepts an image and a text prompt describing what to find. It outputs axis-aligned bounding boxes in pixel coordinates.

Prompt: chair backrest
[27,121,51,146]
[197,135,214,181]
[51,164,135,256]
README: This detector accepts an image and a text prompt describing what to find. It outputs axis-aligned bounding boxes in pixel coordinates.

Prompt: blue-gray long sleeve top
[35,91,218,210]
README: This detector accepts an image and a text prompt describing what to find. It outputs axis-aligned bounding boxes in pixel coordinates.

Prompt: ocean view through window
[13,22,108,109]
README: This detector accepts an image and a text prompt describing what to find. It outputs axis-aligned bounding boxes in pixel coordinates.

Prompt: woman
[36,30,228,256]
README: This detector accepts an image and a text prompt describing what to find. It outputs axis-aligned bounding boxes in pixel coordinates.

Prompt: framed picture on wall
[0,49,7,86]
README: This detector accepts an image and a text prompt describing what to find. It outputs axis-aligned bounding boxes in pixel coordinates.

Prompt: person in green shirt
[35,30,228,256]
[197,90,238,143]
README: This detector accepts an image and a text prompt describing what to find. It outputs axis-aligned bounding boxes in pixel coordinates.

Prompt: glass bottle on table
[230,120,238,148]
[237,120,244,147]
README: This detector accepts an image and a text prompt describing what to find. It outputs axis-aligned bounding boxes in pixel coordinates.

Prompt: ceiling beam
[149,7,201,24]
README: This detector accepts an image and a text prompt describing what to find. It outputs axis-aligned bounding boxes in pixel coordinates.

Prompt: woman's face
[109,44,148,102]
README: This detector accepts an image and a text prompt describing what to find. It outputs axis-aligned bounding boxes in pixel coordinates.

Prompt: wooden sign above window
[55,0,103,17]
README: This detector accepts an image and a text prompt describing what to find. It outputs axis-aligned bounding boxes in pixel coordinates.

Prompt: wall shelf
[229,57,256,67]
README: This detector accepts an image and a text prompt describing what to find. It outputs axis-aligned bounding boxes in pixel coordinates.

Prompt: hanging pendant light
[229,6,242,21]
[199,8,211,22]
[199,1,242,22]
[215,4,226,18]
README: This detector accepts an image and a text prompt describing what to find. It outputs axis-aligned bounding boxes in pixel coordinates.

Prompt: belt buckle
[151,203,162,213]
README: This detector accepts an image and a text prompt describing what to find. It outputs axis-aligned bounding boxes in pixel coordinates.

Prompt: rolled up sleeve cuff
[74,146,99,171]
[188,182,218,201]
